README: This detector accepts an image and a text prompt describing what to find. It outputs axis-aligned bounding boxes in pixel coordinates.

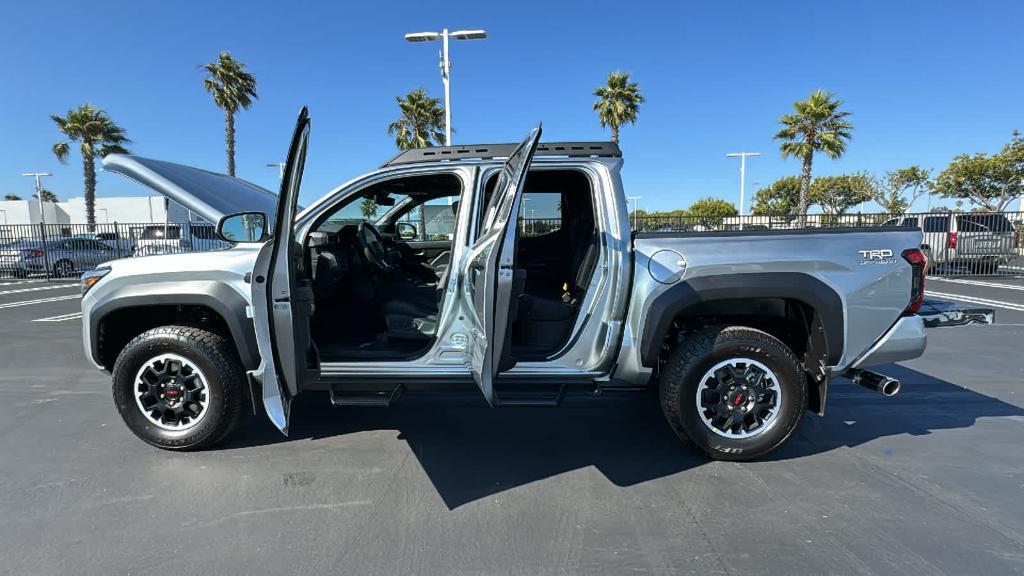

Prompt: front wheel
[660,325,807,461]
[112,325,245,450]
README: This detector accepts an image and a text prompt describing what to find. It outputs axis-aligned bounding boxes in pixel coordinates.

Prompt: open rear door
[462,125,542,405]
[249,107,320,434]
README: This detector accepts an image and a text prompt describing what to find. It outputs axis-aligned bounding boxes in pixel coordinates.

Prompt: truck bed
[624,225,924,373]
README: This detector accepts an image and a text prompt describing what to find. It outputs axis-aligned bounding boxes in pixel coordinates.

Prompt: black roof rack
[381,141,621,167]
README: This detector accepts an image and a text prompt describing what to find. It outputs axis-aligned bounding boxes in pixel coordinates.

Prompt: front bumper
[848,315,927,369]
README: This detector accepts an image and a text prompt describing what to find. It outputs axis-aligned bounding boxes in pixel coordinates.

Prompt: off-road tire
[659,325,807,461]
[112,325,245,450]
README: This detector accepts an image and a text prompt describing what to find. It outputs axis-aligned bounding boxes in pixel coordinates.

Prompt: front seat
[381,200,460,338]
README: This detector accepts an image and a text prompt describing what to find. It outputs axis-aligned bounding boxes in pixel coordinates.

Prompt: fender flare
[89,281,259,370]
[639,272,844,368]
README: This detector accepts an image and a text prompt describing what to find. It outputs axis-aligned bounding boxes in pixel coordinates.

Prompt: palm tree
[36,189,59,203]
[3,194,22,201]
[592,71,645,144]
[51,104,130,227]
[387,88,445,150]
[359,198,379,219]
[774,89,854,225]
[203,51,258,176]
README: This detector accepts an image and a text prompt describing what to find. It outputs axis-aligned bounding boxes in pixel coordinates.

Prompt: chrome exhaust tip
[848,369,901,397]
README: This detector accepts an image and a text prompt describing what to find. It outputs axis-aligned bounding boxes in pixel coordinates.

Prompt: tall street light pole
[726,152,759,229]
[405,28,487,147]
[22,172,52,225]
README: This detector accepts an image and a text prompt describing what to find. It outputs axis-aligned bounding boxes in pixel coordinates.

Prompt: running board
[496,383,567,407]
[329,384,404,408]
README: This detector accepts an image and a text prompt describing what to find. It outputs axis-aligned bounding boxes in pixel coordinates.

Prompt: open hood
[102,154,279,225]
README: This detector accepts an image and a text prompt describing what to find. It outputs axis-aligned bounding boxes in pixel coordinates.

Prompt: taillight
[902,248,927,315]
[21,248,44,258]
[946,231,958,249]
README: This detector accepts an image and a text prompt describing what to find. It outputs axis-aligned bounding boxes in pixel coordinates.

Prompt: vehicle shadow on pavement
[224,365,1024,509]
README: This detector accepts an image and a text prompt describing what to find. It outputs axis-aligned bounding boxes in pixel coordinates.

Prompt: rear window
[956,214,1015,232]
[923,216,949,233]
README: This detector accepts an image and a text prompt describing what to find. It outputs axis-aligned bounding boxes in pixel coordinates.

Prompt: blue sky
[1,0,1022,213]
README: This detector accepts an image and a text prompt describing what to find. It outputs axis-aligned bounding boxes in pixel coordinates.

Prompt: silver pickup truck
[80,109,927,460]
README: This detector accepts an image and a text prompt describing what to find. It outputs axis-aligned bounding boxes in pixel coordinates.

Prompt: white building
[0,196,193,226]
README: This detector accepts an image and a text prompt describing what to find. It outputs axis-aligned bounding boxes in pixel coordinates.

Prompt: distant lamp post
[726,152,759,229]
[266,162,286,181]
[627,195,642,230]
[21,172,52,225]
[404,28,487,146]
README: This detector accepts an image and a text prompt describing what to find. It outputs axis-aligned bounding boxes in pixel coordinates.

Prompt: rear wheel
[660,325,807,461]
[112,325,245,450]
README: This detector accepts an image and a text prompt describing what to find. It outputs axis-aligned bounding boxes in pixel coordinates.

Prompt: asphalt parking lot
[0,276,1022,575]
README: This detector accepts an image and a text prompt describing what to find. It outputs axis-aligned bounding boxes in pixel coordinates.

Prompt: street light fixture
[21,172,52,225]
[404,28,488,146]
[266,162,286,181]
[726,152,759,229]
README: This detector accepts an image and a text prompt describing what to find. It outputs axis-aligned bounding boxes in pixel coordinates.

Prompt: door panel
[249,107,320,434]
[462,125,542,405]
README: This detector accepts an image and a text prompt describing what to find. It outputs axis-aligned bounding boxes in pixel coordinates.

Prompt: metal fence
[629,211,1024,277]
[2,211,1021,281]
[0,221,228,281]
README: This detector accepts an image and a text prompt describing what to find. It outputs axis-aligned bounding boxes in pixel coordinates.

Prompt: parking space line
[33,312,83,322]
[927,290,1024,312]
[0,284,80,296]
[0,294,80,309]
[930,278,1024,291]
[0,280,45,287]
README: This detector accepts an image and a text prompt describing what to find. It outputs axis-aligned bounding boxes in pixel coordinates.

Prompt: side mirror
[395,222,418,240]
[217,212,268,243]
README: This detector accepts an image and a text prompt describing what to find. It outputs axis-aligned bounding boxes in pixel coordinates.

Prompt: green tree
[35,189,59,203]
[51,104,130,227]
[934,131,1023,212]
[3,194,22,201]
[203,51,258,177]
[774,90,854,225]
[751,176,802,219]
[387,88,446,150]
[809,173,873,222]
[359,198,379,219]
[872,166,932,215]
[592,71,645,144]
[686,197,737,229]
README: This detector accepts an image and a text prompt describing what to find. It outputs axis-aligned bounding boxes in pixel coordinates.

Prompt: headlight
[81,267,111,295]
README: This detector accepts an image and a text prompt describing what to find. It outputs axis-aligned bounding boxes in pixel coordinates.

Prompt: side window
[902,217,918,228]
[923,216,949,233]
[395,197,460,241]
[519,191,563,238]
[316,172,462,238]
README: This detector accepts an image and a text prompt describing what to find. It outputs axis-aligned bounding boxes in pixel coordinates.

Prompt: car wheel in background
[52,259,74,278]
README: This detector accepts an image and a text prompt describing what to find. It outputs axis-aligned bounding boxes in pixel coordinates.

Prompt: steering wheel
[357,222,395,272]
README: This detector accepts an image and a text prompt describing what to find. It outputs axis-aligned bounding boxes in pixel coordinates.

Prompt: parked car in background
[882,212,1019,272]
[0,238,116,278]
[131,222,228,256]
[73,232,136,256]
